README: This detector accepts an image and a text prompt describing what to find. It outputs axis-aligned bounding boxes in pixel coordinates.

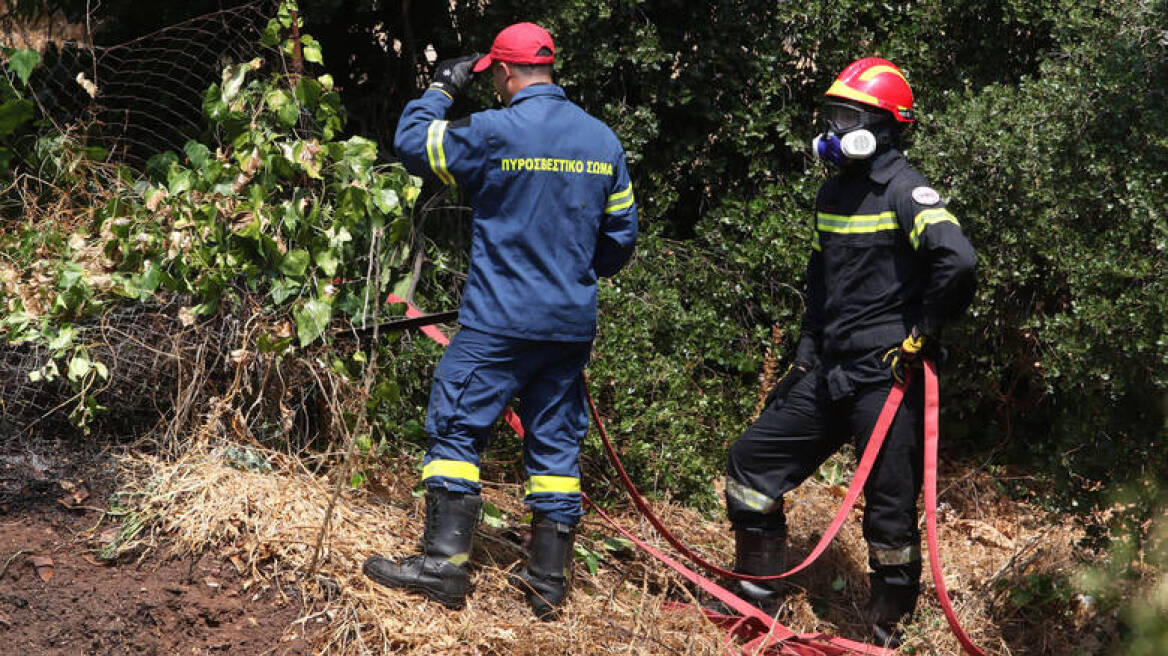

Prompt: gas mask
[812,130,877,166]
[812,101,885,166]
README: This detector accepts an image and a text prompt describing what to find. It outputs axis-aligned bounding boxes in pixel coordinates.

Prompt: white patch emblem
[912,186,941,205]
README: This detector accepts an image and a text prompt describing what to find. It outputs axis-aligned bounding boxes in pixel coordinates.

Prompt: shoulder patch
[911,186,941,205]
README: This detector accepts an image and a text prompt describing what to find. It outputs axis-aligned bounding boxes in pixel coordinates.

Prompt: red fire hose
[384,295,985,655]
[585,361,987,656]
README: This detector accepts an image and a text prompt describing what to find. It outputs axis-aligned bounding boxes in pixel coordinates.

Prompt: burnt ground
[0,437,316,656]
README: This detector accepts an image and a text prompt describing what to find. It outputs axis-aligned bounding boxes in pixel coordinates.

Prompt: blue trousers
[422,327,592,525]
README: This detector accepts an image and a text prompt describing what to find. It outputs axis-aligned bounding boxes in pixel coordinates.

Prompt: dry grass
[116,432,1097,656]
[121,440,727,655]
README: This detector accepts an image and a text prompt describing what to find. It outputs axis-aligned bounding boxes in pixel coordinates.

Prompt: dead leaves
[954,519,1016,550]
[57,480,90,510]
[29,555,54,582]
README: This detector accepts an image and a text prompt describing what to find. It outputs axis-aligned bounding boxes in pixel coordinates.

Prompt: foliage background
[276,0,1166,515]
[24,0,1159,532]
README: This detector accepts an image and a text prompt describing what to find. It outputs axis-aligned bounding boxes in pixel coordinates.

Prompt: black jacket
[795,148,977,362]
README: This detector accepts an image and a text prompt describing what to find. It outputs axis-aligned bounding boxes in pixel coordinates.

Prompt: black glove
[765,361,811,407]
[429,53,481,98]
[882,327,946,384]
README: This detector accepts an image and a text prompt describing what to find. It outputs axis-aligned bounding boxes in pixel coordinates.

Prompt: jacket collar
[510,83,566,105]
[867,148,908,184]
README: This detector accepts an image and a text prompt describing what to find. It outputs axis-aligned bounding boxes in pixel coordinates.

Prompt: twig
[0,549,31,579]
[309,227,384,574]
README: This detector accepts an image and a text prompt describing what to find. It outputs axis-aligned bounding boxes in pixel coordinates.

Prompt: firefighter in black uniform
[723,57,977,647]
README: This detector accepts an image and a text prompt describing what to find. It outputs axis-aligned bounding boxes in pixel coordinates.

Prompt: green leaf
[261,18,282,47]
[0,98,33,138]
[482,502,506,528]
[47,324,75,351]
[301,36,323,64]
[390,275,413,300]
[167,167,194,195]
[279,249,310,277]
[603,537,633,554]
[295,297,332,346]
[7,49,40,86]
[373,188,400,214]
[313,248,339,277]
[221,60,257,103]
[372,380,400,405]
[294,77,322,108]
[183,141,211,168]
[573,544,600,575]
[277,1,295,28]
[67,354,92,382]
[256,333,293,354]
[355,433,372,453]
[339,135,378,168]
[270,277,301,304]
[278,101,300,128]
[29,360,58,383]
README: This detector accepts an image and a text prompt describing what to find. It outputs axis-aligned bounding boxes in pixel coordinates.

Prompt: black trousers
[726,348,924,586]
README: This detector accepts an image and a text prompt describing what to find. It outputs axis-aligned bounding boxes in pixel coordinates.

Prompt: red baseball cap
[472,22,555,73]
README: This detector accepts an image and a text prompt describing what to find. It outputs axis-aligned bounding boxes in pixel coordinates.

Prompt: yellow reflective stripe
[725,477,780,513]
[525,475,581,495]
[816,211,898,234]
[871,544,921,566]
[422,459,480,483]
[909,208,959,249]
[826,79,910,115]
[426,120,456,187]
[826,80,882,108]
[858,64,907,83]
[605,183,634,213]
[812,230,821,251]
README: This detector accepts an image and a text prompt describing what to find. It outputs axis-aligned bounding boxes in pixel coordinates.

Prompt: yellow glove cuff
[902,334,924,353]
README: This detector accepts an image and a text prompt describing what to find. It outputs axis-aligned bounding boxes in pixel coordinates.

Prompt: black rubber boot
[731,527,787,609]
[511,514,576,620]
[363,488,482,609]
[867,577,920,648]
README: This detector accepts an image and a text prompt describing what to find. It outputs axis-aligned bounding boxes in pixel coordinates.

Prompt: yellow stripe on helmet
[825,80,881,107]
[858,64,907,82]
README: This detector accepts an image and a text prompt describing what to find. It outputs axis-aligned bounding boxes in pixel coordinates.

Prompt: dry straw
[119,433,1084,655]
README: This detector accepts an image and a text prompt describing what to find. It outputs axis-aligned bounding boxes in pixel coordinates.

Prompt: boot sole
[363,560,467,609]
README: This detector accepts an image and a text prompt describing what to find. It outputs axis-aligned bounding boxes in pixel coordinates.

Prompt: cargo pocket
[425,365,478,438]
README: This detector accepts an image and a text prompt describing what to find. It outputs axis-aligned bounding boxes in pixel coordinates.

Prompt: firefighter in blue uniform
[723,58,977,647]
[363,22,638,620]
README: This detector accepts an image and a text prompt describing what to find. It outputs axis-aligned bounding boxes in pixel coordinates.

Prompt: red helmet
[825,58,915,123]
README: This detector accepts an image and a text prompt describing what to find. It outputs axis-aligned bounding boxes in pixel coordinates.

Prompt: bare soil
[0,438,315,656]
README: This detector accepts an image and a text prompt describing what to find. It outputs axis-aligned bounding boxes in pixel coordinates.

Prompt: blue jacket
[395,84,639,342]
